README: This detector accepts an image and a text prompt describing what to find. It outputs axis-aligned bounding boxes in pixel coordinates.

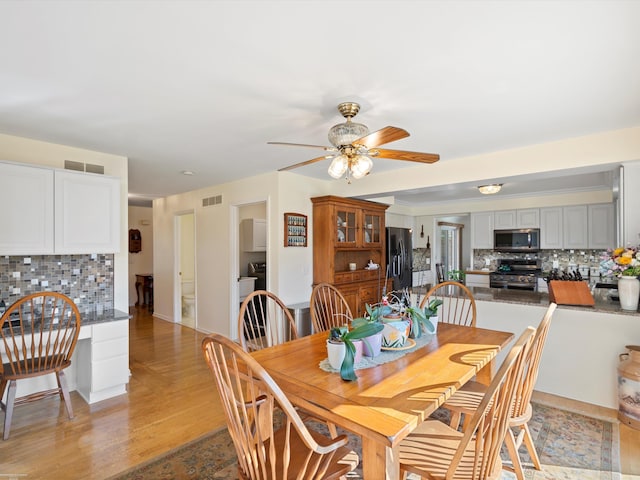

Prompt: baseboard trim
[532,390,618,422]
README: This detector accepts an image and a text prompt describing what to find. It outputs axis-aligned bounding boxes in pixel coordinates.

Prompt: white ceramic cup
[349,263,357,271]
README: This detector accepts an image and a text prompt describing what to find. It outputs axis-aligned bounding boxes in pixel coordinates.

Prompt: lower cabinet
[76,320,130,404]
[339,281,386,318]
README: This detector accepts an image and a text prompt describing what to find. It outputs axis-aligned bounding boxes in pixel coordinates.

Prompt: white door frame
[173,210,196,326]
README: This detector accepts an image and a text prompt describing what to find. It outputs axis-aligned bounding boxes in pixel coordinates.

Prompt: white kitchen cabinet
[471,212,494,249]
[588,203,614,249]
[540,207,563,249]
[517,208,540,228]
[54,170,121,254]
[76,320,129,404]
[493,209,539,229]
[0,162,54,254]
[493,210,516,229]
[242,218,267,252]
[562,205,588,249]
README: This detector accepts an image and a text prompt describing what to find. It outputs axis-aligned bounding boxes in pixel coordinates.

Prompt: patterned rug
[109,402,620,480]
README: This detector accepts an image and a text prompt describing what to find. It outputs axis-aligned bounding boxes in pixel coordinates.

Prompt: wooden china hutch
[311,195,389,317]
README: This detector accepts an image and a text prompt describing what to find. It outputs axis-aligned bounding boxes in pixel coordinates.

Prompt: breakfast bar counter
[460,287,639,410]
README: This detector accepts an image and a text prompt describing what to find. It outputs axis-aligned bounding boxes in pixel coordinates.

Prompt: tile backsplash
[472,249,607,275]
[0,254,114,313]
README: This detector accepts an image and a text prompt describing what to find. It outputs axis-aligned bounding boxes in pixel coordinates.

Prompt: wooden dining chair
[398,326,535,480]
[0,292,81,440]
[310,283,353,333]
[238,290,298,352]
[419,280,477,327]
[202,333,359,479]
[441,302,558,480]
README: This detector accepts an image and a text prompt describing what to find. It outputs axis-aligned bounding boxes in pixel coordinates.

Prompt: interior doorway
[175,212,196,329]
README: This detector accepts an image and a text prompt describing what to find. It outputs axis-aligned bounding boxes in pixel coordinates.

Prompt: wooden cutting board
[548,280,595,306]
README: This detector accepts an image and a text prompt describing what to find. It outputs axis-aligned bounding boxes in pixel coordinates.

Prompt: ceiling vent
[202,194,222,207]
[64,160,104,174]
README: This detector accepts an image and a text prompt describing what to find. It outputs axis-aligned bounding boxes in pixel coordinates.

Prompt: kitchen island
[464,286,639,410]
[7,309,131,404]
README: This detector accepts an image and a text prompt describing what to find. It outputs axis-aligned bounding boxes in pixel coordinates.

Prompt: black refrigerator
[386,227,413,291]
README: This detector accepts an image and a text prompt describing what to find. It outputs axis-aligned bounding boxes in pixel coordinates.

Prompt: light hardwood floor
[0,306,639,478]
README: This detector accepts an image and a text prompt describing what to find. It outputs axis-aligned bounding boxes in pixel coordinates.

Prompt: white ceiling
[1,1,638,207]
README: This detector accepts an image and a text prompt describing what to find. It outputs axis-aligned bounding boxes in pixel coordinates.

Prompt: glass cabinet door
[336,208,357,245]
[363,211,383,245]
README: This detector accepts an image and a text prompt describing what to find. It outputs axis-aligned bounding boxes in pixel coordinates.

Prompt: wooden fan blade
[354,126,409,148]
[268,141,334,151]
[278,155,333,172]
[373,148,440,164]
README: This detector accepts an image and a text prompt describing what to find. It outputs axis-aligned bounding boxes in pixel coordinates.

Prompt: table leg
[361,437,400,480]
[135,281,142,306]
[476,358,495,385]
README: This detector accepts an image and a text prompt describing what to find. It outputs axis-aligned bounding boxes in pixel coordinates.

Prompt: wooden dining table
[251,322,514,480]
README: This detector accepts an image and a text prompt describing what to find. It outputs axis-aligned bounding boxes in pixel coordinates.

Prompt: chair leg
[327,421,338,439]
[449,411,462,430]
[504,427,525,480]
[521,423,542,470]
[57,371,74,419]
[3,380,17,440]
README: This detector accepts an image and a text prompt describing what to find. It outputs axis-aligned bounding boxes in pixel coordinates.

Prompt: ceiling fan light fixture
[478,184,503,195]
[350,155,373,179]
[328,155,348,179]
[328,121,369,147]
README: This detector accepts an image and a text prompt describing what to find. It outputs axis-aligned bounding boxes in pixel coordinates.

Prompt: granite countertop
[81,309,131,326]
[468,286,640,316]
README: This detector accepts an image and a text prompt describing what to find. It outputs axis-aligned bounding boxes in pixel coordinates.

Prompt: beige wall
[0,133,129,311]
[128,206,154,306]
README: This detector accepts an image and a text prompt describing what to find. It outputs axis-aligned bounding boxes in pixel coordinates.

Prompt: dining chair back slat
[310,283,353,333]
[420,281,477,327]
[238,290,298,352]
[202,333,359,480]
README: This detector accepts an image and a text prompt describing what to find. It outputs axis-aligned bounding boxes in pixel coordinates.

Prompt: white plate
[365,231,371,243]
[337,230,345,242]
[337,216,343,226]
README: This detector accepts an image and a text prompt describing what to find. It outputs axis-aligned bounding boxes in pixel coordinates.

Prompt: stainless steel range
[489,259,542,291]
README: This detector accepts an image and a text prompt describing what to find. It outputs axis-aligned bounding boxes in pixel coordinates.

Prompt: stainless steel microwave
[494,228,540,252]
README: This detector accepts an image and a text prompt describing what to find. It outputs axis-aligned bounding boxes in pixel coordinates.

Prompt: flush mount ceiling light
[181,170,194,176]
[478,184,503,195]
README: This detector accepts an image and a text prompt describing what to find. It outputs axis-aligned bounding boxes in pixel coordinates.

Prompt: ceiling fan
[269,102,440,182]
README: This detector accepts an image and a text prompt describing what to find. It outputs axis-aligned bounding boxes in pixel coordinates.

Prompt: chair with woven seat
[238,290,298,352]
[441,302,557,480]
[202,333,359,479]
[398,326,535,480]
[310,283,353,334]
[0,292,81,440]
[419,280,477,327]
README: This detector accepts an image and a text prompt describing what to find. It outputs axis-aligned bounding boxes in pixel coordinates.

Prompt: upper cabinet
[471,212,494,249]
[540,204,613,250]
[493,208,540,229]
[242,218,267,252]
[55,170,121,254]
[0,163,54,254]
[588,203,614,249]
[562,205,589,249]
[540,207,563,249]
[0,162,121,255]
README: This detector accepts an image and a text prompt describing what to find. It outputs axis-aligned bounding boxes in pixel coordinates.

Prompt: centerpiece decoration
[600,245,640,311]
[327,322,384,381]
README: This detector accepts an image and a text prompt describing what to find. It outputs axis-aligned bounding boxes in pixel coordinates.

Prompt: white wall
[128,206,154,306]
[0,133,129,311]
[152,170,327,337]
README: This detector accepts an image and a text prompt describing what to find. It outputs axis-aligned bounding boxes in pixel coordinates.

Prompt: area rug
[109,402,620,480]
